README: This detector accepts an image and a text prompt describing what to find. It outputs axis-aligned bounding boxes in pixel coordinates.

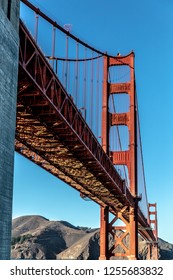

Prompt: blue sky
[13,0,173,243]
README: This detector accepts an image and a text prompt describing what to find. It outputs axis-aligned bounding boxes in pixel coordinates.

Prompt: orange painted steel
[146,203,158,259]
[17,19,158,259]
[100,53,158,259]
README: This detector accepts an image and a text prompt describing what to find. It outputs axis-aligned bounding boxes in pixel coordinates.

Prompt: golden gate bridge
[15,0,158,259]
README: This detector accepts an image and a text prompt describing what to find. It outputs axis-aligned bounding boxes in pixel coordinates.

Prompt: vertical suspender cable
[65,34,69,90]
[52,25,56,70]
[62,60,65,86]
[68,59,71,94]
[84,48,87,120]
[55,59,58,75]
[34,13,39,43]
[90,51,94,130]
[96,57,100,138]
[72,60,75,101]
[75,41,79,106]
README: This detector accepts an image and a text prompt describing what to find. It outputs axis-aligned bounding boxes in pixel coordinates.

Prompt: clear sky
[13,0,173,243]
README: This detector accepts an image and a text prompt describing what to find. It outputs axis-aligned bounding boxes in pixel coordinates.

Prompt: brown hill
[11,215,87,259]
[158,238,173,260]
[57,230,100,260]
[11,215,173,260]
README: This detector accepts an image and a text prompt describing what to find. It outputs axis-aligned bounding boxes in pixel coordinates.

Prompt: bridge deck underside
[16,20,156,242]
[16,85,128,217]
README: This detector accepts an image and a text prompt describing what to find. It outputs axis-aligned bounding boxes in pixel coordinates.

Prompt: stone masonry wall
[0,0,20,259]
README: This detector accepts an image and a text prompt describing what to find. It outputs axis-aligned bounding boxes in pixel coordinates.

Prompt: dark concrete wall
[0,0,20,30]
[0,0,20,259]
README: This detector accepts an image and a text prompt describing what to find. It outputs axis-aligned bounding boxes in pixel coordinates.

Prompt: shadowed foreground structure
[0,0,20,259]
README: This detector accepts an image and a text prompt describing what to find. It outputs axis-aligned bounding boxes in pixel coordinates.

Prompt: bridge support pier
[129,206,138,260]
[147,243,158,260]
[99,206,109,260]
[99,205,139,260]
[0,0,19,259]
[147,243,151,259]
[152,244,159,260]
